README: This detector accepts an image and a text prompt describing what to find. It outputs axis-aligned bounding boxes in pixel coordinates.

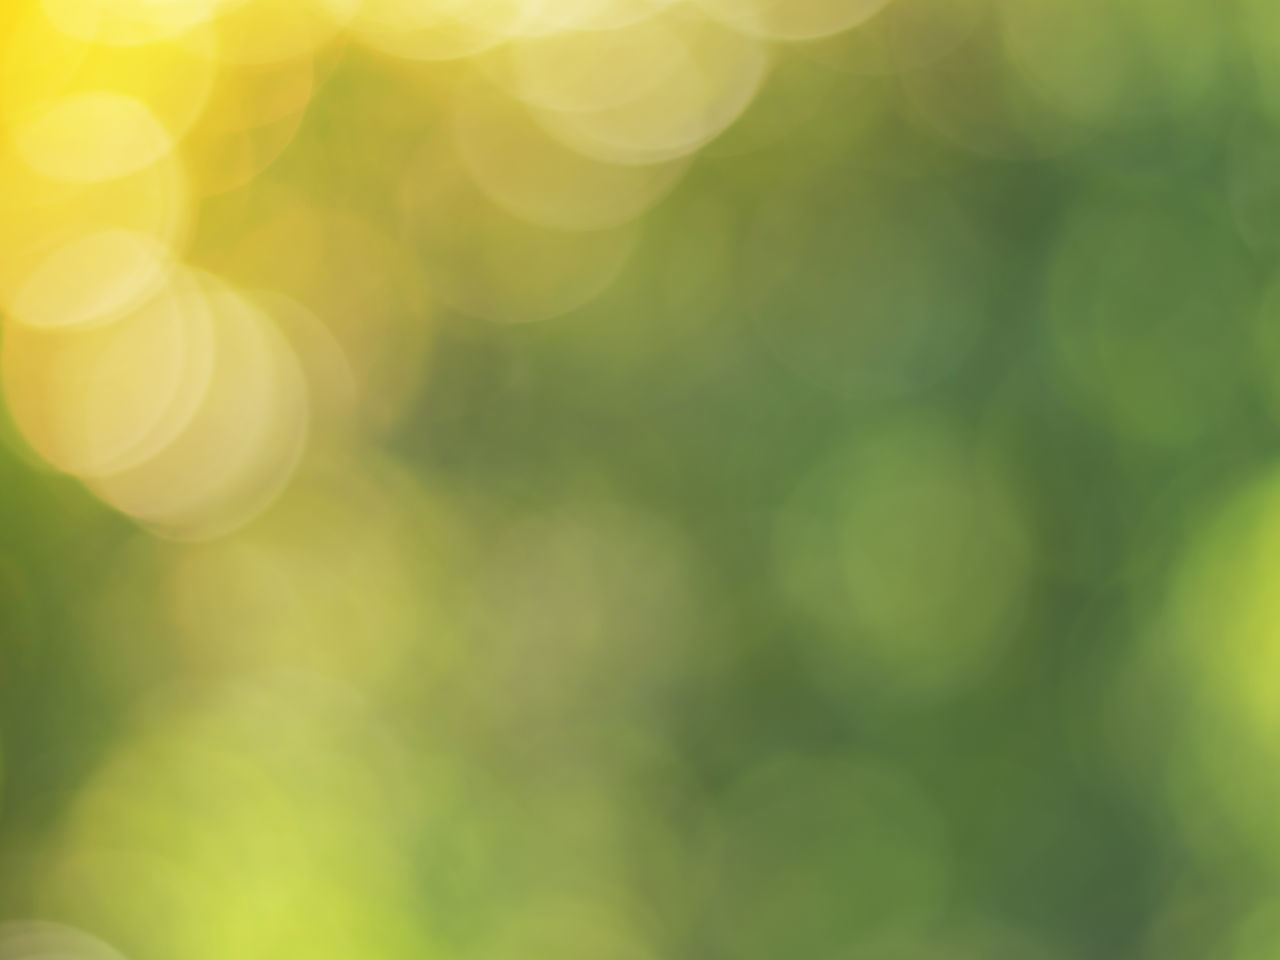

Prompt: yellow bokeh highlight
[2,267,211,476]
[0,0,893,534]
[15,91,174,182]
[698,0,893,42]
[8,230,173,332]
[0,147,189,330]
[41,0,223,46]
[530,13,770,164]
[454,78,688,230]
[1,6,217,151]
[87,273,309,540]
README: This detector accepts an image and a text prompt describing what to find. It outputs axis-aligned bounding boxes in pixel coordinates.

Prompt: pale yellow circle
[2,268,214,477]
[349,0,519,61]
[0,149,190,329]
[89,273,309,540]
[249,291,358,431]
[501,16,687,114]
[8,230,172,331]
[1,7,218,150]
[696,0,894,41]
[454,79,688,230]
[505,0,672,36]
[41,0,224,45]
[531,15,770,164]
[15,91,174,182]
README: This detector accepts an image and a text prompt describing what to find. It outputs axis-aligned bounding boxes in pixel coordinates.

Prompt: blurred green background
[4,0,1280,958]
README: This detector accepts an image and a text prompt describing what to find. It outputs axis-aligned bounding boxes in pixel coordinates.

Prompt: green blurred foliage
[6,1,1280,958]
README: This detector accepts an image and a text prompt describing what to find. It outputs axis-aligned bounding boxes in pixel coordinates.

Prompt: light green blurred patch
[1162,466,1280,868]
[39,677,432,960]
[777,412,1032,701]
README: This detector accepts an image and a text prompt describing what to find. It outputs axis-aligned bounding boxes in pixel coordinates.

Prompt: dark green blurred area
[8,1,1280,958]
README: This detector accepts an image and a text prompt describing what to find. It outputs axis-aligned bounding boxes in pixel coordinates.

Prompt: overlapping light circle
[0,0,903,536]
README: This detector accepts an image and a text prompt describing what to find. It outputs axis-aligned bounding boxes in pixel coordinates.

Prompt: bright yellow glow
[349,0,520,61]
[41,0,224,45]
[88,273,309,540]
[14,92,174,182]
[509,0,674,35]
[8,230,173,331]
[501,16,685,114]
[0,0,886,536]
[0,149,189,330]
[212,0,360,64]
[2,268,211,476]
[1,8,218,149]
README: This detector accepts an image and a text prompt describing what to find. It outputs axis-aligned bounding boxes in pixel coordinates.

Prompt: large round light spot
[9,230,173,331]
[531,15,770,164]
[697,0,893,41]
[776,415,1031,700]
[2,268,213,477]
[454,79,687,230]
[1,8,217,150]
[501,15,685,114]
[0,147,189,329]
[15,91,173,182]
[40,0,223,45]
[88,273,309,540]
[349,0,521,62]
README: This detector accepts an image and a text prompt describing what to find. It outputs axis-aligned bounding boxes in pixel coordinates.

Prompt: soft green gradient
[1,1,1277,959]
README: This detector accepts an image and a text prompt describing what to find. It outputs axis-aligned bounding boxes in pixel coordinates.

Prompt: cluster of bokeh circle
[0,0,896,539]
